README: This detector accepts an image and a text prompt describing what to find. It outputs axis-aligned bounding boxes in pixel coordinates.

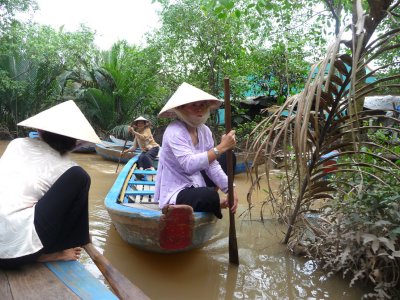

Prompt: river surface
[0,140,365,299]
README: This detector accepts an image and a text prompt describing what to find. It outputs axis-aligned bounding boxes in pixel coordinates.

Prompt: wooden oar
[224,77,239,265]
[115,139,128,173]
[83,243,150,300]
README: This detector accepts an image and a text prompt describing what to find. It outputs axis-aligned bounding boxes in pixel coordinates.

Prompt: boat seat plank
[132,183,156,191]
[128,196,157,203]
[126,190,155,196]
[46,261,118,300]
[122,202,160,209]
[133,170,157,175]
[5,263,79,299]
[129,180,155,186]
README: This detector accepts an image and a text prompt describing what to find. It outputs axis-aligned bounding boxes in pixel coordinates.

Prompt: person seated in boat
[0,100,100,269]
[123,116,160,173]
[154,82,238,219]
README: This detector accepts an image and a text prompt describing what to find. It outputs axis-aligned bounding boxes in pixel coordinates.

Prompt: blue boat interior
[46,260,118,299]
[124,168,158,204]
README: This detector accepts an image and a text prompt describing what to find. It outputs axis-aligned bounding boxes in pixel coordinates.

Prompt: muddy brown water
[0,140,365,299]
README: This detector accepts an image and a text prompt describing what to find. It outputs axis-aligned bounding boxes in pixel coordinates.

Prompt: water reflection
[0,141,365,299]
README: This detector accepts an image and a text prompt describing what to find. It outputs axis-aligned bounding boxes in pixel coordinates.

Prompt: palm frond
[247,1,400,245]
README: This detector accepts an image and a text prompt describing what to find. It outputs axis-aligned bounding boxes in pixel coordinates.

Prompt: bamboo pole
[115,139,128,173]
[224,77,239,265]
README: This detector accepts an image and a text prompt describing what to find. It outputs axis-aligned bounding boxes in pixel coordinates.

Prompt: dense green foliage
[1,0,329,139]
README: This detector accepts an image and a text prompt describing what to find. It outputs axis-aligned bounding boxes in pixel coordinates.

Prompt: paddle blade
[83,243,149,300]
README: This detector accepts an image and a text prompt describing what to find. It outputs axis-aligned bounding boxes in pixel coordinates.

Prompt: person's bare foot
[220,198,229,209]
[37,247,82,263]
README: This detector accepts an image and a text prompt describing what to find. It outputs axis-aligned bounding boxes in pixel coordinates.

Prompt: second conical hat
[18,100,101,144]
[133,116,148,123]
[158,82,223,118]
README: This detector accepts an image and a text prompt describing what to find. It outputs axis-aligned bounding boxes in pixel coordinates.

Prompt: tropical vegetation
[241,0,400,298]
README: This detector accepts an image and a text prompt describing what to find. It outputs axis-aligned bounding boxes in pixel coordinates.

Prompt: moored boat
[235,152,254,174]
[73,141,96,153]
[104,155,217,253]
[95,141,138,163]
[28,131,39,139]
[109,135,135,147]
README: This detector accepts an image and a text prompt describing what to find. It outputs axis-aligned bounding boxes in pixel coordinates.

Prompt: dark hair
[39,130,77,155]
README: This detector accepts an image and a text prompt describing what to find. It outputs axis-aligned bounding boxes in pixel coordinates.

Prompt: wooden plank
[133,170,157,175]
[122,202,160,209]
[0,269,13,300]
[126,190,155,196]
[128,180,155,185]
[46,261,118,300]
[127,195,156,204]
[6,263,79,300]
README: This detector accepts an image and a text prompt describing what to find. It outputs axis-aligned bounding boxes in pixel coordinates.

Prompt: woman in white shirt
[0,100,100,268]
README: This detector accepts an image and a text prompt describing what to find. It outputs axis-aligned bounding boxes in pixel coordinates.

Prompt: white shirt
[0,138,77,258]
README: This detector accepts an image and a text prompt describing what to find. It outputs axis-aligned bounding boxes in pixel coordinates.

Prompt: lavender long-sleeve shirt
[155,120,228,208]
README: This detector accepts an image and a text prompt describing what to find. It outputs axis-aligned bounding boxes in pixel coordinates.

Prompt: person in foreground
[154,82,238,219]
[0,100,101,268]
[123,116,160,172]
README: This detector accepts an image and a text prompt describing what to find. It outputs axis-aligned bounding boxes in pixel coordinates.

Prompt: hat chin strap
[173,108,210,128]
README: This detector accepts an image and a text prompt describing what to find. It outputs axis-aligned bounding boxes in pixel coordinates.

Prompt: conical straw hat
[134,116,148,122]
[158,82,223,118]
[132,116,151,126]
[18,100,101,144]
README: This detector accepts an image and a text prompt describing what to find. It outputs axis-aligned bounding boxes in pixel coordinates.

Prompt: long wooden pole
[115,139,128,173]
[83,243,150,300]
[224,77,239,265]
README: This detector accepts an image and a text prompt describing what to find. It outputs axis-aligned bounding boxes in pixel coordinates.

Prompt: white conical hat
[18,100,101,144]
[158,82,223,118]
[133,116,149,123]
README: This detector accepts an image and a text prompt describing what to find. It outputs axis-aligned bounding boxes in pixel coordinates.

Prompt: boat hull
[105,156,217,253]
[95,142,135,163]
[235,152,254,174]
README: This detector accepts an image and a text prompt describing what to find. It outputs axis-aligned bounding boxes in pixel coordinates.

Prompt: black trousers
[0,166,90,268]
[176,152,237,219]
[138,146,159,169]
[176,187,222,219]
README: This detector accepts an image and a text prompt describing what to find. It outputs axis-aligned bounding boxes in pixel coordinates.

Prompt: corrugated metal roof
[364,95,400,111]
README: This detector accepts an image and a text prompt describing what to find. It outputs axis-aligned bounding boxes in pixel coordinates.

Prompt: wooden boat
[95,141,138,163]
[28,131,39,139]
[235,152,254,174]
[109,135,135,147]
[104,155,218,253]
[73,144,96,153]
[73,141,96,153]
[0,260,117,299]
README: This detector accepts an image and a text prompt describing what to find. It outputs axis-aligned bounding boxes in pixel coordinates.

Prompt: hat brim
[18,100,101,144]
[133,116,149,122]
[158,82,223,118]
[159,99,222,118]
